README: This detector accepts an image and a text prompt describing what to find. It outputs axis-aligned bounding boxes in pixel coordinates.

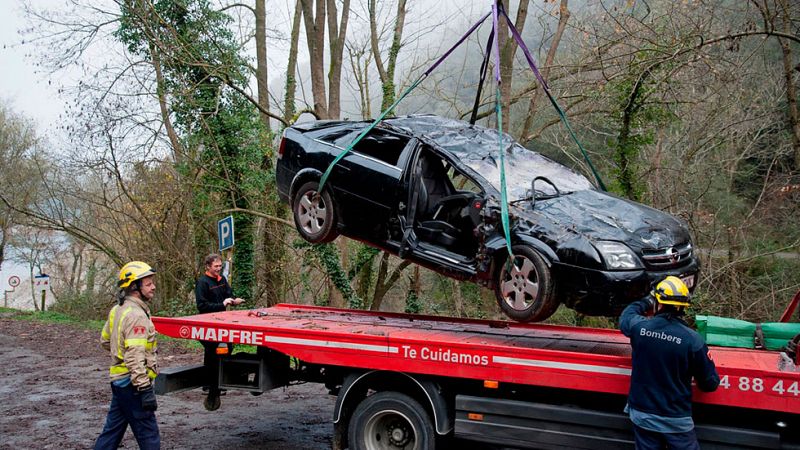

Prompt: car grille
[641,243,693,269]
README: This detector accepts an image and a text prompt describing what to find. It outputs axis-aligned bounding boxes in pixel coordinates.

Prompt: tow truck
[153,303,800,449]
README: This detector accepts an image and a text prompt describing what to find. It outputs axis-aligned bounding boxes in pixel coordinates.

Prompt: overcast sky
[0,0,65,131]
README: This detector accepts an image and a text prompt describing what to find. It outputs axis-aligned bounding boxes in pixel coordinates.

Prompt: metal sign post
[5,276,20,308]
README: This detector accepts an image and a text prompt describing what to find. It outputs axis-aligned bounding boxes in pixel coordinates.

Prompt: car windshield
[460,141,594,201]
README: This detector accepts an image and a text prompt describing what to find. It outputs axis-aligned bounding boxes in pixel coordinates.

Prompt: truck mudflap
[455,395,799,450]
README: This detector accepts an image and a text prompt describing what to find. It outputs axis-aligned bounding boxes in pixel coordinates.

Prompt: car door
[323,128,414,243]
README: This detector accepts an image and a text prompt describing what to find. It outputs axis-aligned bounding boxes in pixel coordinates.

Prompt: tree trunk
[301,0,329,119]
[29,265,38,312]
[777,0,800,169]
[284,0,303,123]
[369,0,407,111]
[453,280,463,317]
[498,0,529,131]
[326,0,350,119]
[348,44,372,119]
[148,40,184,162]
[255,0,271,132]
[370,252,411,311]
[519,0,569,143]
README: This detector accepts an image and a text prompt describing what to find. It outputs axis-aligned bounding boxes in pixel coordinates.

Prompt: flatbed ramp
[154,304,799,415]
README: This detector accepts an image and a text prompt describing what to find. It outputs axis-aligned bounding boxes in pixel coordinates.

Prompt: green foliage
[49,291,107,321]
[348,245,381,280]
[115,0,282,304]
[404,290,421,314]
[294,239,362,308]
[158,295,198,318]
[606,49,676,201]
[15,309,106,331]
[545,307,616,329]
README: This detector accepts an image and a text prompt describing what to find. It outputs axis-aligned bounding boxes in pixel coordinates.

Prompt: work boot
[204,391,221,411]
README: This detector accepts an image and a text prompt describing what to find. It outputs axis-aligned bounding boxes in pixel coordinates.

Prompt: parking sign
[218,215,235,251]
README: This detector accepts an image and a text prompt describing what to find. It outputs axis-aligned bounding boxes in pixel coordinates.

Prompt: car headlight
[595,241,643,270]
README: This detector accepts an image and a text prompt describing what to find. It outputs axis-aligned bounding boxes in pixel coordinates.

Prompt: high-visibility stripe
[116,307,133,359]
[110,363,129,375]
[493,356,632,376]
[108,305,118,334]
[147,368,157,379]
[145,341,156,351]
[125,338,148,347]
[104,305,118,341]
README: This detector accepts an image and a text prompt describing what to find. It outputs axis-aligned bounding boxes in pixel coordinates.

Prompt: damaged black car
[276,115,699,322]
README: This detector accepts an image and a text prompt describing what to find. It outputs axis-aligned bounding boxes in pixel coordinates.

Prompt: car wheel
[292,181,339,243]
[347,391,435,450]
[494,245,558,322]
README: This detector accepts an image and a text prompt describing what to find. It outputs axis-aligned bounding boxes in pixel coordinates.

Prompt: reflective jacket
[100,295,158,389]
[620,298,719,419]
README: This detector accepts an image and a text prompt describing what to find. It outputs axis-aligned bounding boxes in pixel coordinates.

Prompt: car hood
[512,190,691,250]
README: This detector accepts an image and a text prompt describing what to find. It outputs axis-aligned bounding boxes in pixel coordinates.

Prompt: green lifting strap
[495,89,513,258]
[318,77,424,193]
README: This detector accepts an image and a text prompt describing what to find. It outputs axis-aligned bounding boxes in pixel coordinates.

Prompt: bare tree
[285,0,304,123]
[368,0,408,111]
[0,105,41,271]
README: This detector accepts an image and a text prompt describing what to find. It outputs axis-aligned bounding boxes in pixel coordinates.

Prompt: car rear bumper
[553,259,700,316]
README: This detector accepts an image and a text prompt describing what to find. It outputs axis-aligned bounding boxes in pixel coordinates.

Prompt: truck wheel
[494,244,558,322]
[348,391,434,450]
[292,181,339,243]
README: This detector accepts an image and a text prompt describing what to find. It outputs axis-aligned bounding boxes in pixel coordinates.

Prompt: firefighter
[195,253,243,411]
[620,276,720,450]
[94,261,160,450]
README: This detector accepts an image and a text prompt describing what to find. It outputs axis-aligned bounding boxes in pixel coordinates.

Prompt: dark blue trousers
[94,382,160,450]
[633,425,700,450]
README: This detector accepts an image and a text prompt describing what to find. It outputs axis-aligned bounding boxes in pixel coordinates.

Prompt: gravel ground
[0,314,335,449]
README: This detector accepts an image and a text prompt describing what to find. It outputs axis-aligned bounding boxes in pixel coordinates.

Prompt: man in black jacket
[195,254,243,410]
[620,276,720,450]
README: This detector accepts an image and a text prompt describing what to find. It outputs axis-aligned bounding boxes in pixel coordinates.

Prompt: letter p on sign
[218,215,235,251]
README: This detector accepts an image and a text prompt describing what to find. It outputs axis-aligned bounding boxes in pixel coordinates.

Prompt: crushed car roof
[384,115,514,160]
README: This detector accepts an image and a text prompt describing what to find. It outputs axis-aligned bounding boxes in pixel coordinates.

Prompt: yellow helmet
[118,261,156,289]
[654,276,690,307]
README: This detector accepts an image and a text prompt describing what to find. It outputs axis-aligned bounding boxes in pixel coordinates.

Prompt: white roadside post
[34,274,50,311]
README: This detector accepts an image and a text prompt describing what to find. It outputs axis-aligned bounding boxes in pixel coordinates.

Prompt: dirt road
[0,314,335,449]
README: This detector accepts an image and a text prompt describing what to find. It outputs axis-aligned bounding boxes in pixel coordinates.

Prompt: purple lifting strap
[425,11,492,77]
[499,7,550,92]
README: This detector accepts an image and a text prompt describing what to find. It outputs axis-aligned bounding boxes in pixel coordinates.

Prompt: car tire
[292,181,339,243]
[494,245,558,322]
[347,391,435,450]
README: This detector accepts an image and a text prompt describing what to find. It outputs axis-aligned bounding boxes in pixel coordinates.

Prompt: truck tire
[347,391,434,450]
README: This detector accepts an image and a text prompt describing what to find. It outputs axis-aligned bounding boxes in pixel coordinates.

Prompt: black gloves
[138,385,158,411]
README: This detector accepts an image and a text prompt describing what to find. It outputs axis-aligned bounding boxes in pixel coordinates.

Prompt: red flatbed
[153,303,800,415]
